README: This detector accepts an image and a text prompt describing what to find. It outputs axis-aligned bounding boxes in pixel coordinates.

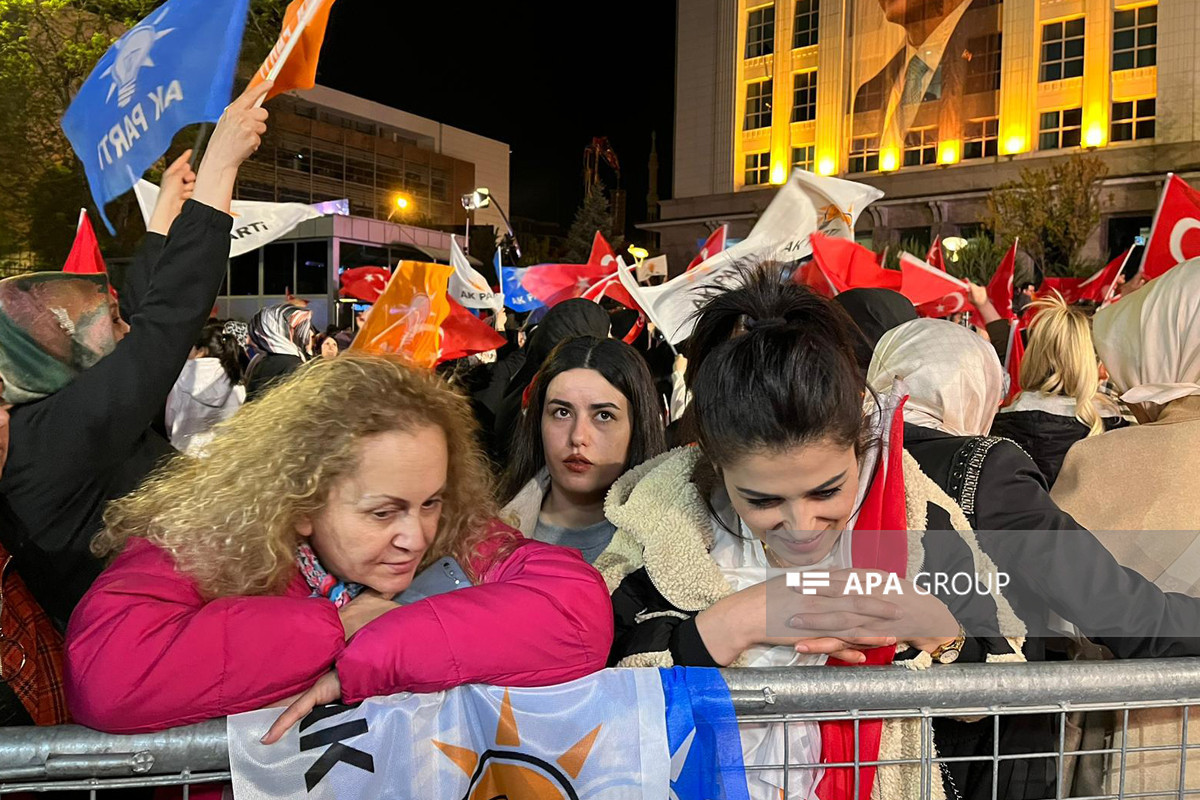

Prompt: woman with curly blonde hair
[990,291,1125,487]
[65,353,613,738]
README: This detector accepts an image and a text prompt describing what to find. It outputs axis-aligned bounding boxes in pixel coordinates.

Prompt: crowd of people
[0,78,1198,800]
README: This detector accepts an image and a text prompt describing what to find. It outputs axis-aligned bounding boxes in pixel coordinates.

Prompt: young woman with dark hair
[500,336,666,564]
[165,320,247,456]
[602,268,1023,800]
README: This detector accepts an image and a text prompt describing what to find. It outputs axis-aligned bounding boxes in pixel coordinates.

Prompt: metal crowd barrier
[0,658,1197,798]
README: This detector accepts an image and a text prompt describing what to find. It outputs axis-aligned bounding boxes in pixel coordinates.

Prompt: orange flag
[351,261,452,368]
[249,0,337,101]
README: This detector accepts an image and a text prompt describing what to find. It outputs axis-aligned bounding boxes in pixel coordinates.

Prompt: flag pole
[188,123,210,169]
[253,0,326,107]
[1139,173,1174,277]
[1102,245,1137,306]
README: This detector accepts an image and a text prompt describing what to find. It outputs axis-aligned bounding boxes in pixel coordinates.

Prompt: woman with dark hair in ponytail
[165,320,246,456]
[602,267,1023,800]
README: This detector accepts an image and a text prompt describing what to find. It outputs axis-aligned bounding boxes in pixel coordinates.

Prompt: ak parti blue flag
[61,0,250,233]
[497,253,545,312]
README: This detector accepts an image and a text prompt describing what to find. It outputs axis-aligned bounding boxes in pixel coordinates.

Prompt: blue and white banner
[499,254,545,312]
[227,668,756,800]
[60,0,249,232]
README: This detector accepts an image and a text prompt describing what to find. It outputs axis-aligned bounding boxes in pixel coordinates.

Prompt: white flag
[448,237,501,309]
[617,169,884,345]
[133,180,324,258]
[636,254,669,283]
[227,670,669,800]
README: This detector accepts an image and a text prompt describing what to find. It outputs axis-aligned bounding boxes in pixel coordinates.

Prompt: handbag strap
[947,436,1006,528]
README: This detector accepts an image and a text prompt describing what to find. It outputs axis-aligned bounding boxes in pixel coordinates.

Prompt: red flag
[926,237,946,272]
[1141,175,1200,279]
[63,209,107,276]
[339,266,391,303]
[987,241,1019,320]
[586,231,617,268]
[793,260,838,298]
[579,273,640,310]
[809,234,902,293]
[899,253,974,317]
[1041,249,1129,305]
[686,225,729,271]
[1003,321,1025,405]
[248,0,338,101]
[438,298,507,363]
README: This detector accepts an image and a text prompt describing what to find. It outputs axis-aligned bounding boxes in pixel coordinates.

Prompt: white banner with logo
[226,670,669,799]
[449,236,501,309]
[133,179,326,258]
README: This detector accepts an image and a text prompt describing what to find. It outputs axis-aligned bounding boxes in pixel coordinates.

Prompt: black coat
[0,201,232,630]
[989,409,1127,488]
[245,353,303,401]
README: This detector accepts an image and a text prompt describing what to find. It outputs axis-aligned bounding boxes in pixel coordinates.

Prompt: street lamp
[462,186,523,260]
[387,193,412,221]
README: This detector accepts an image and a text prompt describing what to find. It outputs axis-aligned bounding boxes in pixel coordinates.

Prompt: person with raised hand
[0,79,273,631]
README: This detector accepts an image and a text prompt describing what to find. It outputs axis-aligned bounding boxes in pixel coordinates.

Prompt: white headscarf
[867,318,1005,436]
[1094,259,1200,412]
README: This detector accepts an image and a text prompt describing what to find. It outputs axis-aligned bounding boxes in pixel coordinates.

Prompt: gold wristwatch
[929,625,967,664]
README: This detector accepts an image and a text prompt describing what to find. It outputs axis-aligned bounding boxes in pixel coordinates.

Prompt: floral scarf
[296,543,364,608]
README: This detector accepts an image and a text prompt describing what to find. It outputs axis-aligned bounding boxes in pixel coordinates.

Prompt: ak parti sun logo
[433,689,601,800]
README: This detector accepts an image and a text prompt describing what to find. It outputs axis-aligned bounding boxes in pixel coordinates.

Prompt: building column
[998,0,1038,155]
[814,0,848,174]
[1081,0,1114,147]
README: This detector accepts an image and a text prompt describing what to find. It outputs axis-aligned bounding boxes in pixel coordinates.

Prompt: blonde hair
[94,353,503,598]
[1017,291,1105,436]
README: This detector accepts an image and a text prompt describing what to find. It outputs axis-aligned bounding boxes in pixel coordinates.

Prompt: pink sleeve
[65,540,346,733]
[337,537,613,702]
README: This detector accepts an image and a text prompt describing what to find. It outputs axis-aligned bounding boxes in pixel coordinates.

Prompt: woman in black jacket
[0,79,272,631]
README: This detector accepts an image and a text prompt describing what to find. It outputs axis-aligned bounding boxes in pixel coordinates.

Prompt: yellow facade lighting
[1003,135,1026,155]
[938,141,961,166]
[880,149,899,172]
[1084,124,1106,149]
[770,162,787,185]
[817,156,837,176]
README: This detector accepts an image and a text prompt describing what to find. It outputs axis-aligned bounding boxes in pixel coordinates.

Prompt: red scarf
[816,397,909,800]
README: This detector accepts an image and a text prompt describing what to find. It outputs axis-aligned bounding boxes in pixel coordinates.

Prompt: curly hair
[94,353,502,598]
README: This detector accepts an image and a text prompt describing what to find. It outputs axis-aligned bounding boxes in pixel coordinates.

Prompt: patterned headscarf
[222,320,250,349]
[867,318,1006,437]
[248,304,314,361]
[0,272,118,404]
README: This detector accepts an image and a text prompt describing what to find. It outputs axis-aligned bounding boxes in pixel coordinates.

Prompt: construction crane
[583,137,621,194]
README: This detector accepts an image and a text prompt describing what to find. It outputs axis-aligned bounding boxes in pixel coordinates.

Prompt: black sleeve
[118,232,167,322]
[609,568,719,667]
[974,442,1200,658]
[985,319,1011,365]
[23,201,231,475]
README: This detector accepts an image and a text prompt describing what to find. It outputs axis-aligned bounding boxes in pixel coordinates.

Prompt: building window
[794,0,819,48]
[848,136,879,174]
[904,128,939,167]
[791,145,815,172]
[1039,108,1083,150]
[1113,5,1157,71]
[1040,18,1085,82]
[965,33,1002,94]
[745,6,775,59]
[744,80,773,130]
[963,118,999,159]
[792,71,818,122]
[745,152,771,185]
[1111,98,1156,142]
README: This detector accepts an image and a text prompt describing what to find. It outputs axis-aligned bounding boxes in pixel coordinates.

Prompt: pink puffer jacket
[65,522,613,733]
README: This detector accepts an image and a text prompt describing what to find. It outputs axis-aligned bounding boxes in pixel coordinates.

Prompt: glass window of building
[791,145,815,172]
[1113,5,1157,72]
[963,118,999,160]
[1040,18,1085,82]
[262,243,295,296]
[744,152,771,186]
[903,128,939,167]
[295,241,329,295]
[1111,98,1156,142]
[793,0,819,49]
[1038,108,1083,150]
[848,136,880,174]
[965,33,1002,94]
[745,6,775,59]
[744,80,773,130]
[228,251,259,296]
[792,71,818,123]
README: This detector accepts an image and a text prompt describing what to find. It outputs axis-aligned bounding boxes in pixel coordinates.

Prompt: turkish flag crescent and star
[899,253,976,317]
[1141,174,1200,279]
[248,0,337,101]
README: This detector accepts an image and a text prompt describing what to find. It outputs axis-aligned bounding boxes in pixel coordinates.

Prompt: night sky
[316,1,677,241]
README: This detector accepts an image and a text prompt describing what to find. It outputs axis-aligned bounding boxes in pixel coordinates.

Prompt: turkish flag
[1042,250,1128,305]
[248,0,338,101]
[438,298,507,363]
[987,241,1019,320]
[1141,175,1200,279]
[926,237,946,272]
[687,225,729,271]
[339,266,391,303]
[1003,320,1026,405]
[587,231,617,268]
[63,209,117,300]
[899,253,974,317]
[793,259,838,298]
[579,273,640,310]
[809,234,902,293]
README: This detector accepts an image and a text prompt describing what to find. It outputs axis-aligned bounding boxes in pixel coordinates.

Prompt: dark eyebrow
[735,470,848,498]
[546,398,574,410]
[589,402,620,411]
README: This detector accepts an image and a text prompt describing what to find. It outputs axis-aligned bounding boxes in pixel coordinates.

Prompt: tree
[986,155,1109,278]
[0,0,287,271]
[564,184,623,264]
